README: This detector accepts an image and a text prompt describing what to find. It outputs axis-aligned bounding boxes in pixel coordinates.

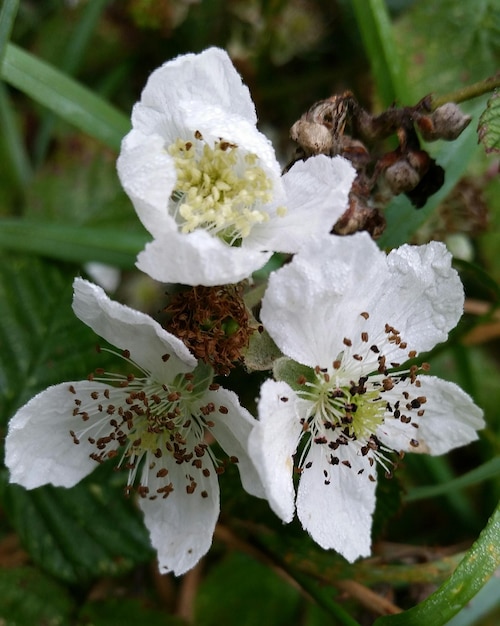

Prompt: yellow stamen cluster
[168,134,276,244]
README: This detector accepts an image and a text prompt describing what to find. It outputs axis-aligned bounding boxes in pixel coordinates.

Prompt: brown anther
[122,350,130,359]
[333,360,342,369]
[342,460,352,468]
[353,354,363,361]
[408,350,417,358]
[219,405,229,414]
[360,312,369,320]
[68,385,76,394]
[343,337,352,347]
[361,332,369,342]
[410,439,419,447]
[201,490,208,498]
[209,383,220,391]
[297,375,307,385]
[280,397,289,403]
[382,378,394,391]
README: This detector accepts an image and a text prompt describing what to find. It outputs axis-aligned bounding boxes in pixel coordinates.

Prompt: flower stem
[432,74,500,109]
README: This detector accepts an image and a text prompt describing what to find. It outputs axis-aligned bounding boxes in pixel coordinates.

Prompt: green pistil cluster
[303,369,386,441]
[168,134,277,244]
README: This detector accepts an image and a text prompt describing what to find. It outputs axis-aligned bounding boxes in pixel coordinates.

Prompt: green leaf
[0,566,74,626]
[0,43,130,151]
[1,464,153,585]
[0,254,96,420]
[351,0,409,106]
[195,551,303,626]
[478,90,500,154]
[77,598,183,626]
[0,220,148,269]
[0,254,154,583]
[373,499,500,626]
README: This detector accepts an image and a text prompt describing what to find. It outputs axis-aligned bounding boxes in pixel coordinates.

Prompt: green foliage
[0,465,153,585]
[478,91,500,153]
[0,255,97,421]
[0,566,74,625]
[0,0,499,624]
[374,501,500,626]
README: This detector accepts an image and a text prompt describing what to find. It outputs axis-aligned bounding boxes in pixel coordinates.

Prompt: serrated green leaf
[0,254,109,422]
[478,91,500,154]
[373,499,500,626]
[0,566,74,626]
[1,463,153,585]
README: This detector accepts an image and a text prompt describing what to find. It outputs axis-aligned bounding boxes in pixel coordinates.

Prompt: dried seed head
[164,284,253,375]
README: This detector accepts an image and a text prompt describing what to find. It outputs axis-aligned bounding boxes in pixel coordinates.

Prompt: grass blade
[1,43,130,151]
[351,0,409,106]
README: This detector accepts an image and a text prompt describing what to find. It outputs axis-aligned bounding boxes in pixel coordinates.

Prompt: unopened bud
[384,158,420,194]
[417,103,471,141]
[290,120,333,155]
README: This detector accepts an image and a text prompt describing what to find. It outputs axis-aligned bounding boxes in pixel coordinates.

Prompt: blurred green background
[0,1,499,625]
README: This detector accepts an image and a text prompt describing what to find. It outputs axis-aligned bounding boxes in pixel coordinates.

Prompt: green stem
[432,75,500,109]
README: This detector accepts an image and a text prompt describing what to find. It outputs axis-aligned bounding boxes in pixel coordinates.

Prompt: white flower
[117,47,355,286]
[5,278,263,576]
[249,232,484,563]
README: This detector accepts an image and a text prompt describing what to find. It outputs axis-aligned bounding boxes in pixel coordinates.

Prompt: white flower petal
[251,156,355,252]
[377,376,484,455]
[139,457,220,576]
[5,382,116,489]
[178,102,282,182]
[296,444,375,562]
[134,48,257,130]
[261,232,387,367]
[204,387,265,499]
[366,242,464,359]
[117,131,177,236]
[249,380,303,523]
[136,229,272,286]
[72,278,196,380]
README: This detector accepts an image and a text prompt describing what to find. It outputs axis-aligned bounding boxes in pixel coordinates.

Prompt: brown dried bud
[333,190,386,238]
[416,103,472,141]
[290,120,334,155]
[384,158,420,194]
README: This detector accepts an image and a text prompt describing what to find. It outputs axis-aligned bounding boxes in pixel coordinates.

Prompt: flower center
[167,131,276,244]
[68,354,230,500]
[283,313,429,480]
